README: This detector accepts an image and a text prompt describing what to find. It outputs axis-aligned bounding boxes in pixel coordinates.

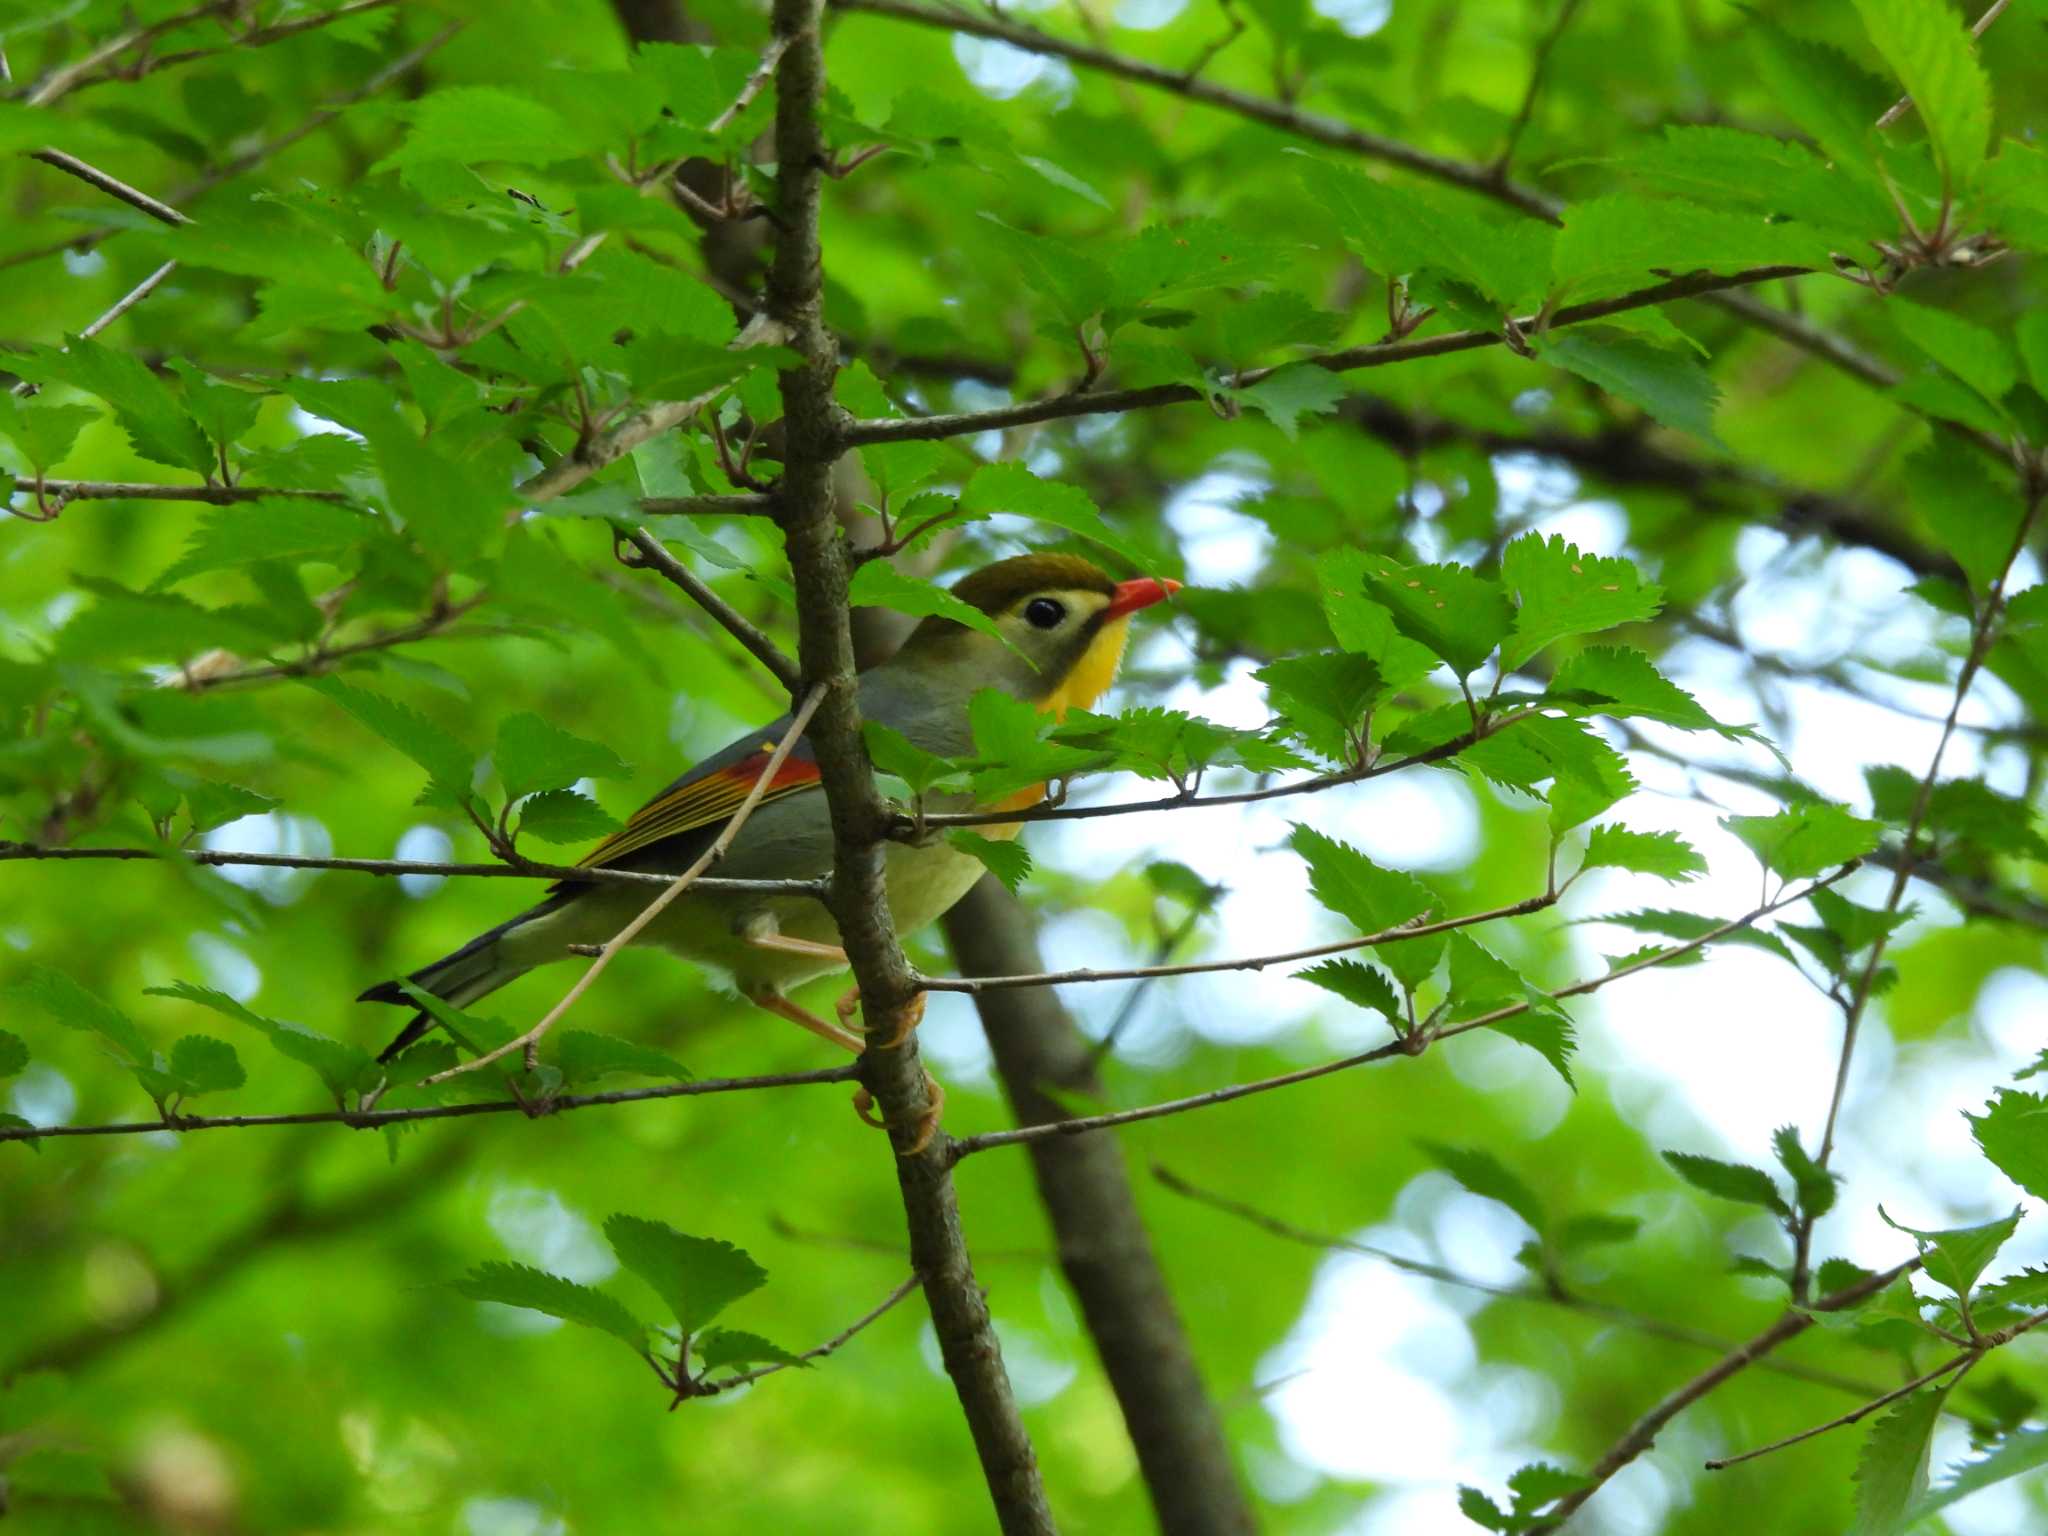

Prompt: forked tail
[358,896,567,1062]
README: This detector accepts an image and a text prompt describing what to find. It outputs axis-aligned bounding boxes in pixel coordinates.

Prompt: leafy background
[4,0,2048,1532]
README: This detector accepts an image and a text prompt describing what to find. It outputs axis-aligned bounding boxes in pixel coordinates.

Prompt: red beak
[1103,576,1182,621]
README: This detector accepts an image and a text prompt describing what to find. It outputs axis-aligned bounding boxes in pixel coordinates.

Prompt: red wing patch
[576,748,822,870]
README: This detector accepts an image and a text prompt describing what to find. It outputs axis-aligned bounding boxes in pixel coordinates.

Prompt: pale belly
[503,830,994,999]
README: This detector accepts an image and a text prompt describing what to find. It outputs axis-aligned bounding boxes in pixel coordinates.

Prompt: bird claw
[851,1070,946,1157]
[838,987,927,1050]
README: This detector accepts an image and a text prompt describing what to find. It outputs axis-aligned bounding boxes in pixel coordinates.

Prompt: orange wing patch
[576,750,822,870]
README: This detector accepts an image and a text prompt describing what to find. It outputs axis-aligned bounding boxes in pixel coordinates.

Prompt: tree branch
[615,524,804,695]
[830,0,1557,218]
[1531,1257,1924,1530]
[24,148,191,226]
[694,1272,919,1395]
[1154,1165,1884,1395]
[763,0,1054,1523]
[944,879,1256,1535]
[0,840,825,895]
[0,1064,861,1145]
[842,265,1812,446]
[1493,0,1586,178]
[920,889,1558,994]
[949,866,1854,1159]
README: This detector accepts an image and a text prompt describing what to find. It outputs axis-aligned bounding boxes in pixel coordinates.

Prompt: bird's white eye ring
[1023,597,1066,629]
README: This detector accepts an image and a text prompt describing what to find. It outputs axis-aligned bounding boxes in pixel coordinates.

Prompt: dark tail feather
[360,898,566,1063]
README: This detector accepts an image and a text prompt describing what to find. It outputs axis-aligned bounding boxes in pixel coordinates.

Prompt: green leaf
[1852,1381,1955,1536]
[602,1214,766,1338]
[1420,1141,1547,1233]
[495,712,631,801]
[1905,441,2024,594]
[1549,196,1834,300]
[1488,1010,1580,1090]
[1288,826,1442,992]
[9,966,154,1068]
[1749,20,1893,188]
[696,1328,809,1374]
[0,397,99,473]
[1253,651,1384,762]
[1557,1214,1641,1252]
[168,1036,245,1098]
[1459,714,1637,834]
[848,562,1011,647]
[2019,309,2048,401]
[1612,125,1893,242]
[374,86,594,172]
[306,676,477,813]
[4,335,212,474]
[1538,330,1723,446]
[1772,1125,1839,1219]
[147,981,373,1102]
[1909,1426,2048,1525]
[451,1261,649,1356]
[517,789,624,845]
[1968,1090,2048,1201]
[1878,1205,2020,1300]
[955,463,1152,571]
[167,361,264,450]
[948,830,1032,894]
[1581,825,1706,882]
[1353,552,1511,677]
[1230,363,1347,440]
[864,720,967,799]
[553,1031,691,1086]
[156,498,376,587]
[1298,959,1403,1023]
[1663,1150,1790,1218]
[973,215,1113,328]
[1501,536,1664,672]
[0,1031,27,1078]
[1724,802,1881,880]
[1891,300,2016,409]
[1547,646,1750,737]
[1851,0,1992,191]
[366,419,503,565]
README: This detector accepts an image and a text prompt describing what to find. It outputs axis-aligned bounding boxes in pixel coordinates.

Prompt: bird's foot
[852,1069,946,1157]
[838,985,926,1050]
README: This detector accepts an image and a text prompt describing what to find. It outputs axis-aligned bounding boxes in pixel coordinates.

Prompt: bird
[359,552,1181,1139]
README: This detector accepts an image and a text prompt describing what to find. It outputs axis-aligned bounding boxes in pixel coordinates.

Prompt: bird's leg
[742,986,865,1053]
[853,1072,945,1157]
[837,985,927,1050]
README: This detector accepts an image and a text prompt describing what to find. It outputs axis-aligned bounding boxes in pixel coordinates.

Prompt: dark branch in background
[1492,0,1586,178]
[18,0,402,105]
[830,0,1557,218]
[0,1065,861,1145]
[1531,1258,1924,1531]
[615,524,804,695]
[842,265,1813,446]
[944,879,1257,1536]
[0,840,826,895]
[949,867,1853,1159]
[9,1138,468,1376]
[1154,1166,1882,1395]
[761,0,1055,1526]
[11,481,349,505]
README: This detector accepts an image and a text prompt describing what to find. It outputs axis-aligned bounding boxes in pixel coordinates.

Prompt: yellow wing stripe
[575,757,819,871]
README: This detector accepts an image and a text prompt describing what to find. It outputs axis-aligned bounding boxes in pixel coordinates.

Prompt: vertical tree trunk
[945,878,1258,1536]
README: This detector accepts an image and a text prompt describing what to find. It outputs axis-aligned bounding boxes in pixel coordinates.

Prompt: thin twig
[0,1064,861,1145]
[25,150,190,226]
[0,840,825,895]
[1154,1166,1883,1395]
[1874,0,2012,130]
[423,686,828,1084]
[708,34,792,135]
[1531,1258,1924,1530]
[949,867,1856,1158]
[920,891,1558,994]
[616,525,804,695]
[1816,487,2047,1168]
[696,1272,919,1394]
[1704,1306,2048,1471]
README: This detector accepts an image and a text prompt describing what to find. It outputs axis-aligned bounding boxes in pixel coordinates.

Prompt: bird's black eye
[1023,597,1066,629]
